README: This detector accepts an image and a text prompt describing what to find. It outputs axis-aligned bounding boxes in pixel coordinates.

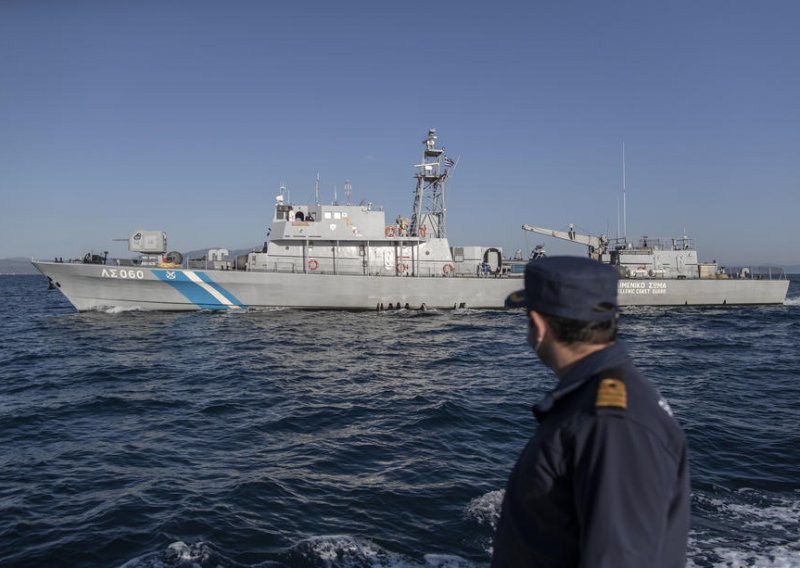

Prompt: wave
[461,488,800,567]
[109,486,799,568]
[287,535,406,566]
[119,541,223,568]
[688,489,800,567]
[687,540,800,568]
[119,537,476,568]
[89,305,146,314]
[464,490,504,531]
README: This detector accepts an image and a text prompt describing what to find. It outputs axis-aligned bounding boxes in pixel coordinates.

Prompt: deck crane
[521,224,610,260]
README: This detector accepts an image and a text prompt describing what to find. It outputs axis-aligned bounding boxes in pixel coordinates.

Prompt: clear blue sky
[2,0,798,265]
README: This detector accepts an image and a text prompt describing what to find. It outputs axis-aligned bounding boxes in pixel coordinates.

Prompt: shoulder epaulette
[595,376,627,410]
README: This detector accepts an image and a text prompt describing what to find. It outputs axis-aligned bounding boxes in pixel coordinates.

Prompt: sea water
[1,275,798,567]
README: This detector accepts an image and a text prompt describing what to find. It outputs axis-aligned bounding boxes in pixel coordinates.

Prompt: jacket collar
[532,341,630,422]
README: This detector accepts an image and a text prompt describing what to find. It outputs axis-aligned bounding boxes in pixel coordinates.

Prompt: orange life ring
[419,226,427,238]
[308,259,319,271]
[385,226,396,238]
[442,263,454,274]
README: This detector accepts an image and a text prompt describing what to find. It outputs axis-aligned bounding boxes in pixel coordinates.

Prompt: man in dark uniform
[493,256,690,567]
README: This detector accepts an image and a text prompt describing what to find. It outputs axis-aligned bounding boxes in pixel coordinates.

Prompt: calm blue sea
[1,274,798,567]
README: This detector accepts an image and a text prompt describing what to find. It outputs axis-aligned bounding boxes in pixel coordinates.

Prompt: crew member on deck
[494,256,690,567]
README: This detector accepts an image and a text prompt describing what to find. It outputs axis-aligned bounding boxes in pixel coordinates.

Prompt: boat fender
[385,226,396,238]
[443,263,454,275]
[308,259,319,271]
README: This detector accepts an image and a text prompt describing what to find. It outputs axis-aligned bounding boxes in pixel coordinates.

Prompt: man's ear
[529,310,547,343]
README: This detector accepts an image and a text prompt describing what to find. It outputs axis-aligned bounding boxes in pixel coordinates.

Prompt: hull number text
[101,268,145,279]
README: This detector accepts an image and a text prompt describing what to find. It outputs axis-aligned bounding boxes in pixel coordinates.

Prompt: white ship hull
[616,277,789,307]
[33,262,789,312]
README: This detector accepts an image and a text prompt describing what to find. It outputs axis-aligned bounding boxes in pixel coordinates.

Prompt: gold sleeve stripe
[596,378,627,409]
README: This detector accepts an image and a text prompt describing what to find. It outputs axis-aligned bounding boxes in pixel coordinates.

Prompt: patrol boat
[522,224,789,306]
[33,130,789,311]
[33,130,524,311]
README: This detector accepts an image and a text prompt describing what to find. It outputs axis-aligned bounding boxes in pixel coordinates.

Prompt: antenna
[622,143,627,240]
[344,179,352,205]
[315,173,320,205]
[333,185,338,205]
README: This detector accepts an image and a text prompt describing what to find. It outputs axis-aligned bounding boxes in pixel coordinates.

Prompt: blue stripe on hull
[152,269,244,310]
[194,271,244,307]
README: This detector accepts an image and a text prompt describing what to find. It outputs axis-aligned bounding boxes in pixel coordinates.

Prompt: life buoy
[396,263,408,273]
[442,263,454,275]
[385,226,396,238]
[308,259,319,271]
[419,226,427,238]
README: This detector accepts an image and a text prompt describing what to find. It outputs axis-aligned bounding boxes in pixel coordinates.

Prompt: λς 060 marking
[101,268,145,279]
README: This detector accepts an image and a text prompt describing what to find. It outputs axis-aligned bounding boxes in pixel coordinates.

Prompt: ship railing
[245,256,460,277]
[721,266,787,280]
[610,237,696,252]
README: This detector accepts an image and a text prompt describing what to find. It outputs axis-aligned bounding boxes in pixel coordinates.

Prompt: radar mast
[344,179,352,205]
[411,128,449,238]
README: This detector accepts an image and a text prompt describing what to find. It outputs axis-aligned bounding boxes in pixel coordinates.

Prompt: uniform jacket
[491,342,690,567]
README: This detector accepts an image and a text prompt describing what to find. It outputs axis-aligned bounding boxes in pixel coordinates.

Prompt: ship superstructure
[237,128,470,279]
[522,224,787,305]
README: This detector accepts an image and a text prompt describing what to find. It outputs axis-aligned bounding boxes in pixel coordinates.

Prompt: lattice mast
[343,179,352,205]
[410,128,449,238]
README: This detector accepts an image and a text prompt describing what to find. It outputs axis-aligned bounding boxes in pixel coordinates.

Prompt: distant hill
[0,258,38,275]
